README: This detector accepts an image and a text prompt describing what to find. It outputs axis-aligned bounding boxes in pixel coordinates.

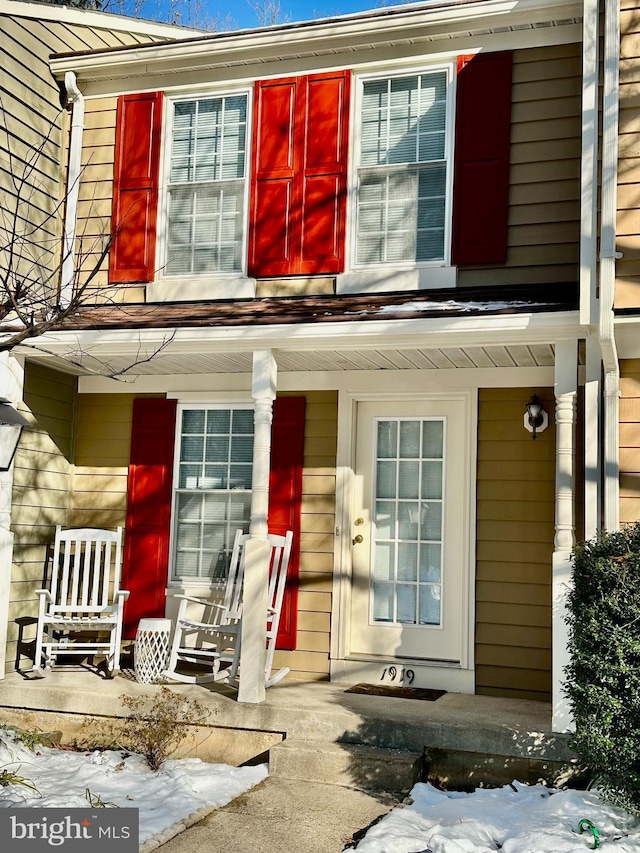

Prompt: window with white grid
[173,407,253,583]
[166,94,248,276]
[356,70,450,266]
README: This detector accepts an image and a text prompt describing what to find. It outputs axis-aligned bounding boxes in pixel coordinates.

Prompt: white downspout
[60,71,84,309]
[599,0,621,532]
[581,0,601,540]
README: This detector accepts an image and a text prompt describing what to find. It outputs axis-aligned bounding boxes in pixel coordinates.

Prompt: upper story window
[355,69,452,267]
[165,94,249,276]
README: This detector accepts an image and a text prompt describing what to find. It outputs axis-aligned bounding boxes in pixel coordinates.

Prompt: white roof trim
[0,0,203,37]
[14,310,583,361]
[49,0,582,81]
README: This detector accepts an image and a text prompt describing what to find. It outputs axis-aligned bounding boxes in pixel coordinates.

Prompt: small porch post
[238,349,277,704]
[0,353,25,678]
[552,339,578,732]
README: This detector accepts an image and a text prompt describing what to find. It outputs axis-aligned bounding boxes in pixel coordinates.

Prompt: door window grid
[356,71,448,265]
[173,407,253,583]
[371,418,444,626]
[166,94,248,275]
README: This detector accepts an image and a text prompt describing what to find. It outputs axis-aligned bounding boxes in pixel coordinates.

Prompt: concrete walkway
[155,777,401,853]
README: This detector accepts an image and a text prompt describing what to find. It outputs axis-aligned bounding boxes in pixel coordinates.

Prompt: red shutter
[299,72,350,275]
[451,52,512,266]
[110,92,163,284]
[249,78,298,277]
[122,397,177,639]
[268,396,305,649]
[249,72,350,277]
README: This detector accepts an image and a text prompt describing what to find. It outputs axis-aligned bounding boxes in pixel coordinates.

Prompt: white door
[350,398,469,664]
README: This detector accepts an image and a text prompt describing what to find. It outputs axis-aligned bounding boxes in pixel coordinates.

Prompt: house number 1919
[381,666,414,685]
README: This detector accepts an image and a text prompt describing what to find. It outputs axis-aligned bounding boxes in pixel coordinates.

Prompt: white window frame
[169,401,255,589]
[345,61,457,277]
[152,87,255,302]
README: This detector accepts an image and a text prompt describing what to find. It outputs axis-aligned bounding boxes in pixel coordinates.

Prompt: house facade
[1,0,608,729]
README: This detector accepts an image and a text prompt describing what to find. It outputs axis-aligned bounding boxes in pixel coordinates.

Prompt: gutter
[599,0,621,531]
[49,0,582,80]
[59,71,84,310]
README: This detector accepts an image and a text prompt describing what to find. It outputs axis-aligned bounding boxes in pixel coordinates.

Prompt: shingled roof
[47,283,578,333]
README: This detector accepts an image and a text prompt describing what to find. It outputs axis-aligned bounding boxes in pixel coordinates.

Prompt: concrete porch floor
[0,668,577,793]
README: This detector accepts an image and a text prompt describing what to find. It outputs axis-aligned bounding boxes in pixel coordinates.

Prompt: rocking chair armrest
[34,589,53,603]
[115,589,130,601]
[172,593,227,610]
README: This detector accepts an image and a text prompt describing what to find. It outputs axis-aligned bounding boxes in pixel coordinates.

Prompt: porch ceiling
[21,342,558,377]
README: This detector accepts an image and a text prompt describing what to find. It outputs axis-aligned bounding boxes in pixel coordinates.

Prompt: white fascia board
[17,310,583,359]
[74,24,583,100]
[49,0,582,83]
[0,0,203,37]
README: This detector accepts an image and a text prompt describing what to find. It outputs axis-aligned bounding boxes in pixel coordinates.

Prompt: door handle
[352,534,364,545]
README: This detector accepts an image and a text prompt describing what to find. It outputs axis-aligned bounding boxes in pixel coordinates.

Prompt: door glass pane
[373,543,395,581]
[371,417,445,626]
[375,501,396,540]
[423,420,443,457]
[397,542,418,581]
[376,460,396,499]
[372,583,394,621]
[399,421,420,457]
[398,461,419,498]
[377,420,397,458]
[419,543,441,583]
[397,585,417,623]
[419,584,441,625]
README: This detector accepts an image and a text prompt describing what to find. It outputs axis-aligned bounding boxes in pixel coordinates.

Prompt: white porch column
[238,349,277,704]
[552,339,578,732]
[0,353,25,678]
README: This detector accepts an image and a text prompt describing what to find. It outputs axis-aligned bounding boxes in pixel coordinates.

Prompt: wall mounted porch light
[0,399,31,470]
[524,394,548,441]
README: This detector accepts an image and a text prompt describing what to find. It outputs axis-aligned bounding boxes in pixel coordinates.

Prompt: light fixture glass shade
[524,394,549,440]
[0,399,30,470]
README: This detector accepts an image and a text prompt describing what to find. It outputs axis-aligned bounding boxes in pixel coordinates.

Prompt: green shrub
[74,687,211,772]
[565,522,640,814]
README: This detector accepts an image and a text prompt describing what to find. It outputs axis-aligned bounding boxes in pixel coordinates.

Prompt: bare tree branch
[0,96,176,378]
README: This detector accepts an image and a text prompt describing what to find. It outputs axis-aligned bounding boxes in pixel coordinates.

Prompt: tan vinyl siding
[272,391,337,680]
[7,364,77,674]
[619,360,640,522]
[69,393,140,530]
[458,44,581,289]
[617,2,640,307]
[73,97,147,303]
[474,388,554,702]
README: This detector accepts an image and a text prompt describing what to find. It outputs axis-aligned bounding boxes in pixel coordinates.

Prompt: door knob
[353,534,364,545]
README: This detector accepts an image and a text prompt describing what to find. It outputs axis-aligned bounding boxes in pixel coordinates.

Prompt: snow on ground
[0,729,267,848]
[2,728,640,853]
[355,781,640,853]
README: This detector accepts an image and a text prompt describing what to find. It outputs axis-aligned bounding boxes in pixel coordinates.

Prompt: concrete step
[269,737,421,793]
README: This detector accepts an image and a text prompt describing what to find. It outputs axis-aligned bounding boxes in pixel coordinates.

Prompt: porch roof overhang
[7,285,584,379]
[48,0,582,95]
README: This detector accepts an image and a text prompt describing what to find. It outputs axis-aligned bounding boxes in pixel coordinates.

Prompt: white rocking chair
[32,526,129,678]
[164,529,293,688]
